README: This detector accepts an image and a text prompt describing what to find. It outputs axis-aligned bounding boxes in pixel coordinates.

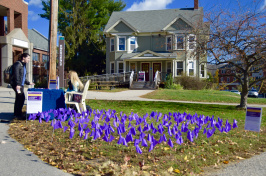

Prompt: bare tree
[194,3,266,108]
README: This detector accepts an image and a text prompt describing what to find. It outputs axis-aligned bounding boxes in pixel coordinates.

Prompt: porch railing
[79,72,132,84]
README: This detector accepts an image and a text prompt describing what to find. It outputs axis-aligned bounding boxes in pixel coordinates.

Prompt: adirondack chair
[65,80,91,113]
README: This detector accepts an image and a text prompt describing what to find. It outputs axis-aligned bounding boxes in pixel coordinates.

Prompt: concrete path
[0,87,72,176]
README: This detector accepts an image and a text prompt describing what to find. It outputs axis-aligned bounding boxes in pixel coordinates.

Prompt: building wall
[0,0,28,37]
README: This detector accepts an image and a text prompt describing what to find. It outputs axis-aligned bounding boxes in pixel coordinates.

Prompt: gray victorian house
[104,0,208,84]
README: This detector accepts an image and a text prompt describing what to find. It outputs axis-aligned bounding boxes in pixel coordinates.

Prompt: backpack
[4,65,13,83]
[4,61,23,83]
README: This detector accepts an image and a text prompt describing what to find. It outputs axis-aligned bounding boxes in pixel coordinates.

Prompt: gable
[109,21,135,33]
[166,18,192,31]
[133,50,164,58]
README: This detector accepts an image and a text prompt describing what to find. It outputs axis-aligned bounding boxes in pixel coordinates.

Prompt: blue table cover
[28,88,66,112]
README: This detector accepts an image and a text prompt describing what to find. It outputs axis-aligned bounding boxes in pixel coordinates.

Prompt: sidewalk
[0,87,265,176]
[0,87,72,176]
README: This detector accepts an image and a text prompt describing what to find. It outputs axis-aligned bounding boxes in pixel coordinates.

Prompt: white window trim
[175,35,185,50]
[129,62,137,72]
[176,61,184,76]
[117,36,126,51]
[129,36,137,52]
[110,38,115,52]
[166,35,172,51]
[188,34,196,50]
[117,61,124,73]
[188,60,196,77]
[110,62,115,74]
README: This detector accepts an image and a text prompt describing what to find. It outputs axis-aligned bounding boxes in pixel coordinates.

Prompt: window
[188,61,194,76]
[167,62,172,73]
[110,62,114,74]
[110,38,114,51]
[32,52,39,61]
[42,54,49,69]
[118,37,126,51]
[130,63,136,72]
[221,69,225,74]
[233,77,236,82]
[118,62,124,73]
[200,64,205,77]
[176,61,183,76]
[227,77,230,82]
[42,54,49,63]
[176,35,184,50]
[166,36,172,50]
[221,77,224,82]
[188,34,196,50]
[130,37,137,51]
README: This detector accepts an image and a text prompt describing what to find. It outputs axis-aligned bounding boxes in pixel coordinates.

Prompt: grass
[8,100,266,176]
[141,89,266,104]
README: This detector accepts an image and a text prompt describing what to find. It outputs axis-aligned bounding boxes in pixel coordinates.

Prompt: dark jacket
[10,60,30,87]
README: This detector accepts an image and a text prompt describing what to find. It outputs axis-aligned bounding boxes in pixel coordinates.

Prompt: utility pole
[48,0,58,88]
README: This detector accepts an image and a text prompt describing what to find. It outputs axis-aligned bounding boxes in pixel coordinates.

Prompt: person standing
[10,53,34,118]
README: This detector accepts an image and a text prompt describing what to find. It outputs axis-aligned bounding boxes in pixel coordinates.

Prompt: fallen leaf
[50,162,57,166]
[223,160,229,164]
[142,165,151,170]
[173,169,180,173]
[236,156,245,160]
[167,166,173,172]
[164,147,170,151]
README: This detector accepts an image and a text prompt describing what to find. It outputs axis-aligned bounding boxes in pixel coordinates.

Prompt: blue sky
[24,0,266,39]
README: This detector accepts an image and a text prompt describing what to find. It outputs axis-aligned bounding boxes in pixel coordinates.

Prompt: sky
[24,0,266,39]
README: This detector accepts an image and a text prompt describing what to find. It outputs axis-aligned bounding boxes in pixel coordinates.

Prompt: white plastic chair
[65,80,90,113]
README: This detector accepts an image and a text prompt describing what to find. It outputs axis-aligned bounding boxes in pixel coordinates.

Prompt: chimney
[194,0,198,9]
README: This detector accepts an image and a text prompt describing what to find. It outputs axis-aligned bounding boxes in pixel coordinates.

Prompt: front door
[153,63,161,79]
[142,63,149,81]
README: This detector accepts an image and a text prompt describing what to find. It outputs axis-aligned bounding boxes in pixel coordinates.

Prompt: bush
[169,83,183,90]
[34,78,48,88]
[174,75,206,90]
[165,73,173,89]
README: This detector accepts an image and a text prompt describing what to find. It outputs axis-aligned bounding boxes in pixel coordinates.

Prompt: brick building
[0,0,49,86]
[219,63,266,91]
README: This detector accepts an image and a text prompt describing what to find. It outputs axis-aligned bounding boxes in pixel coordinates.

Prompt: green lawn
[9,100,266,175]
[141,89,266,104]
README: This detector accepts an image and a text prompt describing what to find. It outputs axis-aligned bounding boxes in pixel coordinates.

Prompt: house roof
[28,29,49,51]
[104,7,203,33]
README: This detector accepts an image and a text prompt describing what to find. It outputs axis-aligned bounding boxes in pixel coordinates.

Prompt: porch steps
[130,81,157,90]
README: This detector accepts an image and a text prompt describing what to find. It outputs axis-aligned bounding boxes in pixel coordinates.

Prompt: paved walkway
[0,87,72,176]
[0,87,265,176]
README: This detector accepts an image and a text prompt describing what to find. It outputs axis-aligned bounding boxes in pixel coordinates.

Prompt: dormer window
[118,36,126,51]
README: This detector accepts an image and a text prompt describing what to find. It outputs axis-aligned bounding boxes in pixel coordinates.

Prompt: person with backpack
[10,53,34,118]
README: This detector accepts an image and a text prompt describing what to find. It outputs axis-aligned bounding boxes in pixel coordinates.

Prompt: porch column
[1,43,13,86]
